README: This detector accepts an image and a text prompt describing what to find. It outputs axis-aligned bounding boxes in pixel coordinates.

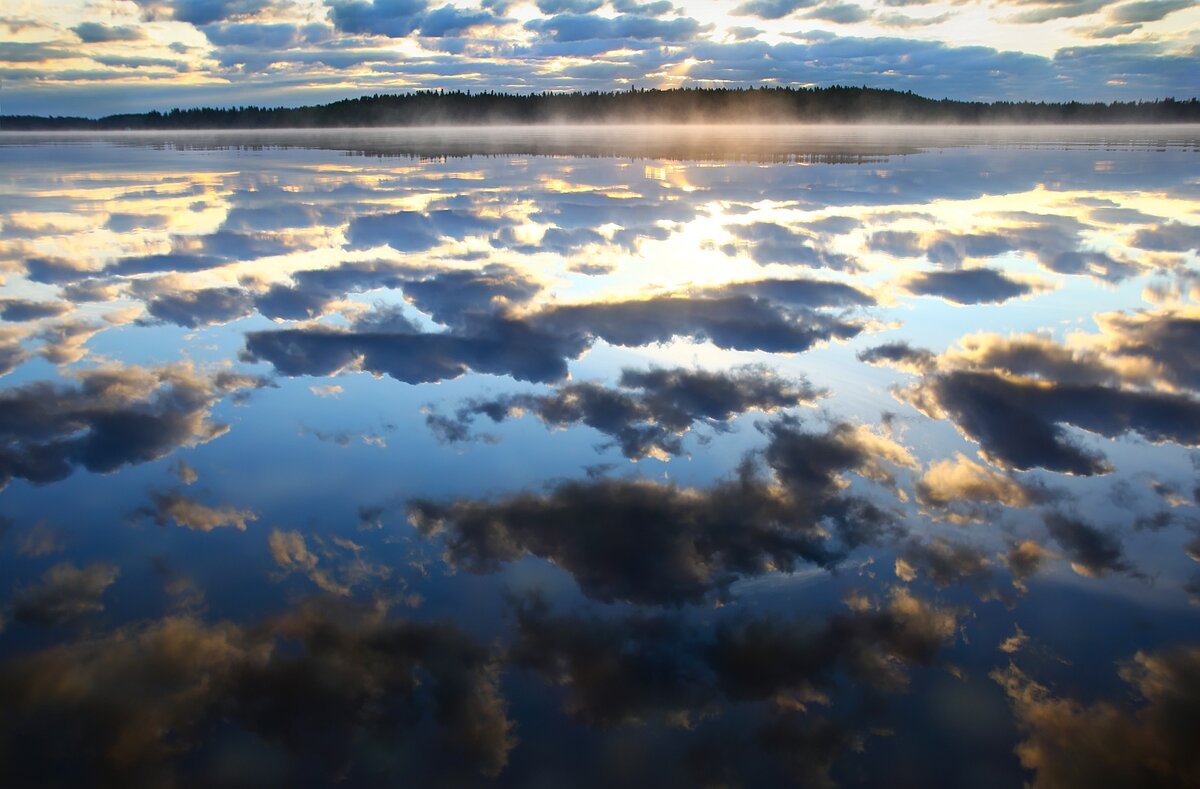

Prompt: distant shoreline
[3,86,1198,130]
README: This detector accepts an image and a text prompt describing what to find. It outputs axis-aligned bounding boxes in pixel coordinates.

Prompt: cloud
[0,328,28,377]
[0,602,514,784]
[733,0,818,19]
[200,21,332,48]
[1109,0,1193,22]
[1006,0,1110,23]
[915,453,1041,523]
[10,562,119,626]
[170,458,198,484]
[268,529,391,595]
[511,584,959,732]
[409,417,911,605]
[993,646,1200,788]
[874,10,951,26]
[0,299,71,322]
[900,268,1046,305]
[1130,221,1200,252]
[1002,539,1054,591]
[1088,21,1142,36]
[427,364,825,459]
[329,0,500,38]
[536,0,603,12]
[134,488,257,532]
[1043,512,1138,578]
[0,42,74,63]
[244,277,869,386]
[255,259,539,322]
[803,2,872,23]
[72,22,146,42]
[727,222,861,270]
[893,537,1003,599]
[242,310,586,385]
[143,286,256,328]
[14,521,65,557]
[524,13,708,42]
[132,0,269,25]
[888,315,1200,475]
[858,341,937,374]
[905,368,1200,474]
[0,364,270,490]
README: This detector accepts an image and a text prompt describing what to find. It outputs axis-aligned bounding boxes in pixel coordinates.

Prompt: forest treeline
[4,86,1200,129]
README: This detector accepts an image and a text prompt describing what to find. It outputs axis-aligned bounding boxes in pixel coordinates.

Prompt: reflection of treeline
[4,86,1200,129]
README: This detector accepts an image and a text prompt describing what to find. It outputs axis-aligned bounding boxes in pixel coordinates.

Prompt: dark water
[1,126,1198,788]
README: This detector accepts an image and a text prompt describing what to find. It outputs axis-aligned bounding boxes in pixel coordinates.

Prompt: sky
[0,0,1198,116]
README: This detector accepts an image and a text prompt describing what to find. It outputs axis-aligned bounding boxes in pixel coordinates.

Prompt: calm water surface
[1,126,1198,787]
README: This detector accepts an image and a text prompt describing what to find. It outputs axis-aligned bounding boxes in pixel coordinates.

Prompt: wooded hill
[4,86,1199,129]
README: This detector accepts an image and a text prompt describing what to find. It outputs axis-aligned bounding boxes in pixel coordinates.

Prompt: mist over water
[1,125,1199,787]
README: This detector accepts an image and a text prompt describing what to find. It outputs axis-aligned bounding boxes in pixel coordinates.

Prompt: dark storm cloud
[524,13,708,42]
[0,601,515,786]
[0,299,71,322]
[72,22,145,42]
[1043,512,1138,578]
[428,364,825,459]
[143,286,256,328]
[0,364,270,490]
[901,268,1042,304]
[10,562,119,626]
[408,417,910,605]
[993,646,1200,789]
[511,584,959,729]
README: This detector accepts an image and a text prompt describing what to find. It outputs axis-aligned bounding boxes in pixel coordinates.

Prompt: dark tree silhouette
[3,87,1198,129]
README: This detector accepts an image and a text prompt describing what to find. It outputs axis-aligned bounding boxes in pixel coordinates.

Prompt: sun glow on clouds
[0,0,1196,113]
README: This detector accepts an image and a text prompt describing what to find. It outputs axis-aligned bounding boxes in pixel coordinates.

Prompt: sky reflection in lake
[1,126,1199,788]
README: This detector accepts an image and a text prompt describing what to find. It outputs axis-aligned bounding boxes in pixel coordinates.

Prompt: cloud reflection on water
[0,127,1198,787]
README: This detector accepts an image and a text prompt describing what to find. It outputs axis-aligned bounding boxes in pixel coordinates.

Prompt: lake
[1,125,1198,787]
